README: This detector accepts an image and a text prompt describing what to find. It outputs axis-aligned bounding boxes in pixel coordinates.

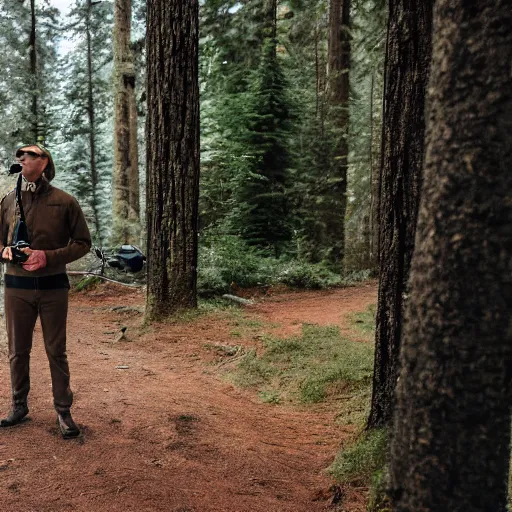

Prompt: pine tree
[234,26,292,255]
[323,0,351,270]
[344,0,385,272]
[0,0,60,158]
[59,0,114,245]
[199,0,269,235]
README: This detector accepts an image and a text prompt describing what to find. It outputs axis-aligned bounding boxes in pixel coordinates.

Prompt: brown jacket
[0,177,91,277]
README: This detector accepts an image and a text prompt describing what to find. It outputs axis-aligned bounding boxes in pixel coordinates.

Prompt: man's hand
[21,249,47,271]
[1,247,13,261]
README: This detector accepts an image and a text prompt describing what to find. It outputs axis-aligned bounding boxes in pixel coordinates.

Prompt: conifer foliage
[60,0,114,245]
[234,35,292,255]
[0,0,59,158]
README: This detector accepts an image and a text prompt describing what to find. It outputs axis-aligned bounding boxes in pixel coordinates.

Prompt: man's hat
[16,143,55,181]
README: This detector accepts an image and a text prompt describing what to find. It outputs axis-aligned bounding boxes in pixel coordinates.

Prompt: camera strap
[14,173,30,244]
[15,174,26,223]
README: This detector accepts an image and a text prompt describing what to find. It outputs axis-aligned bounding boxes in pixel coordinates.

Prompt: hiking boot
[0,404,29,427]
[57,411,80,439]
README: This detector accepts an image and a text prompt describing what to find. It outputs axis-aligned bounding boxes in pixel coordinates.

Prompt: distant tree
[200,0,268,96]
[233,0,292,256]
[284,0,385,271]
[60,0,113,245]
[366,0,434,429]
[112,0,141,246]
[198,0,253,232]
[344,0,385,273]
[0,0,59,157]
[324,0,350,270]
[199,0,292,245]
[145,0,200,320]
[389,1,512,509]
[284,0,332,264]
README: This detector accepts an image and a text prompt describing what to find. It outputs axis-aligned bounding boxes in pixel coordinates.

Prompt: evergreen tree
[344,0,385,272]
[233,17,293,256]
[0,0,60,160]
[285,0,334,264]
[324,0,351,270]
[58,0,114,245]
[199,0,268,235]
[200,0,293,258]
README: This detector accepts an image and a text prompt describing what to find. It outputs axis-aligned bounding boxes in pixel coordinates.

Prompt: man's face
[16,145,48,182]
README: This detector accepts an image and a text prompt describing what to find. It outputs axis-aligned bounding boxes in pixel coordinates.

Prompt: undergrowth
[228,323,374,405]
[198,234,372,294]
[328,428,388,482]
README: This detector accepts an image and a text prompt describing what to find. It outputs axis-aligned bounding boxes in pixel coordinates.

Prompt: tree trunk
[366,0,434,429]
[264,0,277,40]
[86,0,102,244]
[29,0,38,141]
[389,1,512,509]
[145,0,200,320]
[112,0,141,246]
[326,0,350,269]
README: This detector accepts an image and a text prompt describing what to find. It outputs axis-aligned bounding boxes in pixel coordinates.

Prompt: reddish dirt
[0,280,377,512]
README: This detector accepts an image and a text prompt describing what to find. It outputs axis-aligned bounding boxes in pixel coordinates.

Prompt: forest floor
[0,279,377,512]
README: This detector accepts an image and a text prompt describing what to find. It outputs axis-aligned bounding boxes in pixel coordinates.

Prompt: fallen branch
[68,271,142,288]
[221,294,254,305]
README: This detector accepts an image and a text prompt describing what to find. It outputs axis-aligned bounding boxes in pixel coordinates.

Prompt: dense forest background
[0,0,385,294]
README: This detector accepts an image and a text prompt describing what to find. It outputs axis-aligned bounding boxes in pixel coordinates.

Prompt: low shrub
[198,233,344,294]
[198,235,273,294]
[276,260,341,289]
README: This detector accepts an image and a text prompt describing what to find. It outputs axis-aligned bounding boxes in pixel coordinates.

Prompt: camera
[10,241,30,264]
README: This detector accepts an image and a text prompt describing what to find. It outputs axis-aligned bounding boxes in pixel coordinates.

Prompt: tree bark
[112,0,141,246]
[145,0,200,320]
[366,0,434,429]
[389,1,512,509]
[326,0,350,269]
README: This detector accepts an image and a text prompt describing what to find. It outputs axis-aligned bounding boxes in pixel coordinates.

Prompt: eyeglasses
[16,150,46,159]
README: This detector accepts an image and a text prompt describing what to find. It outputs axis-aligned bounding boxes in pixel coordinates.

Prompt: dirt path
[0,281,377,512]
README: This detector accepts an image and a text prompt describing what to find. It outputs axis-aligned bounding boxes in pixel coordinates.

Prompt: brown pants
[5,287,72,413]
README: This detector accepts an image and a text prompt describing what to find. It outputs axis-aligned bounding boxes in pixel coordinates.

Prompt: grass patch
[328,428,388,482]
[228,323,374,406]
[154,298,241,325]
[350,303,377,337]
[72,275,102,292]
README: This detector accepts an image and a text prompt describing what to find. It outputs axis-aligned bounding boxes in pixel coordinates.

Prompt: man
[0,144,91,439]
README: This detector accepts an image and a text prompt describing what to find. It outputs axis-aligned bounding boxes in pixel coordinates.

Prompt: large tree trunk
[112,0,141,246]
[326,0,350,269]
[145,0,200,320]
[389,1,512,509]
[366,0,434,429]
